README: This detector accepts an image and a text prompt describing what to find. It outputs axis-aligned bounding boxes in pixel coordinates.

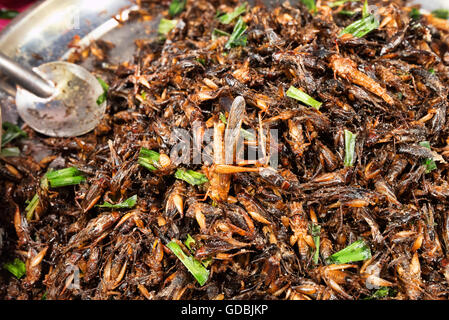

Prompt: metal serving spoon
[0,52,106,139]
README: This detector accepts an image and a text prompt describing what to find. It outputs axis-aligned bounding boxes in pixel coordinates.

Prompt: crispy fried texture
[1,0,449,300]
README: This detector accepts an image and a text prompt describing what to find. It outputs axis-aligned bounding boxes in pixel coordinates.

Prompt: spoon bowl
[15,61,106,137]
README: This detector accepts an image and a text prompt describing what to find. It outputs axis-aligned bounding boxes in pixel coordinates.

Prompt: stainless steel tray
[0,0,447,123]
[0,0,137,123]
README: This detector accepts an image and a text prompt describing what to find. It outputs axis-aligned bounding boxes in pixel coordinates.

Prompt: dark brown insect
[1,0,449,301]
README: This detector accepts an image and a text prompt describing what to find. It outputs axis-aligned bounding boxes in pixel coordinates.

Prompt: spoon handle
[0,52,54,98]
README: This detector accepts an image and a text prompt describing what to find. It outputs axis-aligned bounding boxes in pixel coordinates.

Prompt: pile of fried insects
[1,0,449,300]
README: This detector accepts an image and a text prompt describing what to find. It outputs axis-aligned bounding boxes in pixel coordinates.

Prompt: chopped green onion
[362,0,369,18]
[429,68,436,75]
[97,77,109,92]
[25,193,40,221]
[225,17,247,49]
[217,2,247,24]
[47,176,85,188]
[1,122,27,147]
[301,0,316,12]
[344,129,357,167]
[364,286,395,300]
[201,257,213,268]
[327,239,372,264]
[96,78,109,105]
[286,86,322,109]
[45,167,82,180]
[138,148,161,172]
[328,0,360,8]
[212,28,231,40]
[97,194,137,209]
[45,167,85,188]
[167,241,209,286]
[0,9,19,19]
[174,169,209,186]
[339,13,379,38]
[410,7,421,20]
[3,258,26,279]
[1,147,20,157]
[158,18,178,36]
[184,234,196,252]
[419,141,437,173]
[432,9,449,20]
[310,224,321,264]
[183,234,210,267]
[140,90,147,100]
[219,112,228,124]
[338,10,356,16]
[41,291,48,300]
[169,0,186,17]
[196,58,206,65]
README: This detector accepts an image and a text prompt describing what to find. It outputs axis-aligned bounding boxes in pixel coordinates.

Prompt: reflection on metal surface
[0,0,133,64]
[16,61,106,137]
[61,5,139,61]
[0,0,133,123]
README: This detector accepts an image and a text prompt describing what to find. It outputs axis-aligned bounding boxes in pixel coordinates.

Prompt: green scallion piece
[344,129,357,167]
[362,0,369,18]
[0,147,20,157]
[339,10,356,16]
[1,122,27,147]
[158,18,178,36]
[212,28,231,40]
[97,77,109,92]
[3,258,26,279]
[0,9,19,19]
[409,7,421,20]
[25,193,40,221]
[45,167,82,180]
[97,194,137,209]
[167,241,209,286]
[310,224,321,264]
[328,0,360,8]
[286,86,322,109]
[47,176,85,188]
[169,0,186,17]
[196,58,206,65]
[184,234,196,252]
[301,0,316,12]
[174,169,208,186]
[364,286,395,300]
[432,9,449,20]
[40,175,49,191]
[219,112,228,124]
[138,148,161,172]
[419,141,437,173]
[225,17,247,49]
[327,239,372,264]
[217,2,247,24]
[96,78,109,105]
[339,13,379,38]
[45,167,85,188]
